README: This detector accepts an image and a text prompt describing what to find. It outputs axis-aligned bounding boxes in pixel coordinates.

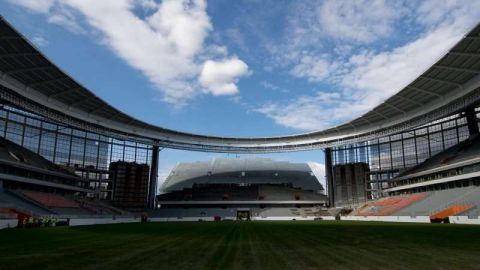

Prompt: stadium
[155,158,327,221]
[0,3,480,270]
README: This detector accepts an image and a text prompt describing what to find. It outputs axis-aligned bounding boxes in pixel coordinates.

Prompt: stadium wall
[0,219,17,229]
[150,216,330,221]
[68,217,139,226]
[253,216,317,221]
[341,216,431,223]
[149,217,220,222]
[330,112,477,200]
[0,103,155,201]
[449,216,480,225]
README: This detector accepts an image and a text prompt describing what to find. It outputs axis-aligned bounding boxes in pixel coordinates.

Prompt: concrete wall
[61,215,480,224]
[341,216,431,223]
[151,216,325,221]
[449,216,480,224]
[252,216,316,221]
[319,216,336,221]
[5,215,480,227]
[149,217,218,222]
[0,219,18,229]
[68,217,139,226]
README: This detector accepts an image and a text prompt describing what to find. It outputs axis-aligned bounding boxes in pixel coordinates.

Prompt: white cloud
[8,0,249,106]
[290,54,334,82]
[46,6,86,34]
[199,57,249,96]
[7,0,55,13]
[341,25,463,106]
[257,24,466,131]
[32,36,48,47]
[146,0,212,59]
[257,0,480,131]
[284,0,403,51]
[135,0,158,10]
[318,0,400,43]
[267,0,404,83]
[9,0,86,34]
[416,0,480,29]
[258,25,474,130]
[255,92,345,131]
[261,81,289,93]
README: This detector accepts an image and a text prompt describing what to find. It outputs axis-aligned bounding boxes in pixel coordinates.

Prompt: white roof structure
[0,16,480,153]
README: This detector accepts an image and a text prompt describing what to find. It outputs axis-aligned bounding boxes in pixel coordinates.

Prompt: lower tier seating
[430,204,475,220]
[356,193,429,216]
[394,186,480,216]
[355,186,480,217]
[22,191,80,208]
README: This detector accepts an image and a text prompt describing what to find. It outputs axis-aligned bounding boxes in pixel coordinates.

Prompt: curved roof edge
[0,16,479,153]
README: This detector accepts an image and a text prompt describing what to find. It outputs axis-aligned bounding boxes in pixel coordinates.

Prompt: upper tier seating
[157,185,260,201]
[398,136,480,178]
[186,186,259,201]
[156,185,326,202]
[0,137,78,177]
[259,185,325,201]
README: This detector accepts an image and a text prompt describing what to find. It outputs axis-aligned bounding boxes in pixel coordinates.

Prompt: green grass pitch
[1,221,480,270]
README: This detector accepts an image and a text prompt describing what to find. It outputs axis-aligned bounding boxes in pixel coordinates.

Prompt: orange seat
[430,204,474,220]
[356,193,428,216]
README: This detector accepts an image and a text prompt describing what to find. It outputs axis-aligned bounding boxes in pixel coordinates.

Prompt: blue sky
[1,0,480,185]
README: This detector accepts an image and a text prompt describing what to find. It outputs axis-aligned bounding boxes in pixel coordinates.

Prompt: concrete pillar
[465,107,479,137]
[324,148,335,207]
[148,145,160,209]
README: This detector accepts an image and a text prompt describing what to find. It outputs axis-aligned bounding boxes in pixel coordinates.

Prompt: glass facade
[0,102,153,199]
[332,113,474,199]
[1,97,477,204]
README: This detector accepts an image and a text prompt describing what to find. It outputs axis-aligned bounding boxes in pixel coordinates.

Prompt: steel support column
[324,148,335,207]
[465,107,479,137]
[148,145,160,209]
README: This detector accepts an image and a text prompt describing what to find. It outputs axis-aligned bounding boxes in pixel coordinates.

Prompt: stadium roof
[0,16,480,153]
[161,158,323,192]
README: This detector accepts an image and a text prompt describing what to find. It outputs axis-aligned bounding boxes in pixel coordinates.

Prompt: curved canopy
[0,16,480,153]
